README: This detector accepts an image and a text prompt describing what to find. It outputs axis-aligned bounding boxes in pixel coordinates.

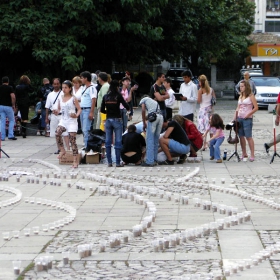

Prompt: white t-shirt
[73,87,83,102]
[178,81,198,115]
[80,85,97,107]
[165,88,175,109]
[45,90,62,111]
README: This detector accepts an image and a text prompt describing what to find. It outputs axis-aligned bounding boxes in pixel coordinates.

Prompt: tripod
[227,112,240,162]
[270,114,280,164]
[0,116,10,158]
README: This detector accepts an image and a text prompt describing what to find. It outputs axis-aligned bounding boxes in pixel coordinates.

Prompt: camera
[226,121,240,131]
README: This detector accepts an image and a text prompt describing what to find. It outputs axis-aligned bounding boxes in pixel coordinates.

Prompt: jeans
[146,114,163,164]
[210,137,225,160]
[0,105,15,140]
[105,118,123,165]
[41,108,46,129]
[120,108,128,133]
[80,108,92,147]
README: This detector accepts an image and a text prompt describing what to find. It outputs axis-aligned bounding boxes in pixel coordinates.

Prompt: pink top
[238,96,253,119]
[120,88,129,109]
[211,127,225,138]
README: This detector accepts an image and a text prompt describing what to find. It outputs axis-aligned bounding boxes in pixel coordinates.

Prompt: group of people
[0,69,260,167]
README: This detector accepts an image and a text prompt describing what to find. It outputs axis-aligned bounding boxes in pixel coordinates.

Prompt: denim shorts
[237,118,253,138]
[168,139,190,154]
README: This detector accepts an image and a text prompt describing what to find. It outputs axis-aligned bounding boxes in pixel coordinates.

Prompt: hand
[88,112,94,120]
[45,119,49,124]
[70,112,77,118]
[52,109,58,116]
[143,123,147,132]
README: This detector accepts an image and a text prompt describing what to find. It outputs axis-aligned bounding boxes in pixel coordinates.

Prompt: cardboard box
[59,151,82,165]
[85,152,101,164]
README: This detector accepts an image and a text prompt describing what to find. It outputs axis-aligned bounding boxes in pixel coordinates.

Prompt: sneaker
[8,137,17,140]
[141,162,154,167]
[216,159,223,163]
[177,154,187,164]
[36,131,40,136]
[210,156,214,160]
[159,159,174,165]
[264,143,269,153]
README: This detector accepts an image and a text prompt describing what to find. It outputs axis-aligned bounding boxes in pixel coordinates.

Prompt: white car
[251,77,280,108]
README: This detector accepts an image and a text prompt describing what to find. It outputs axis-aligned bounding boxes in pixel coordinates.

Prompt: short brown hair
[19,75,30,85]
[72,76,82,85]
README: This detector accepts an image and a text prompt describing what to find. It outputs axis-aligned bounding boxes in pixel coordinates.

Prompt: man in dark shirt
[159,120,190,165]
[121,124,146,165]
[150,73,169,119]
[0,76,17,140]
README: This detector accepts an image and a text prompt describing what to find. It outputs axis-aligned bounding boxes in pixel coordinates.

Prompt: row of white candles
[0,186,22,208]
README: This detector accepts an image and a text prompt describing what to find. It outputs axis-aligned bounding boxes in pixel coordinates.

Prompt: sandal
[249,157,255,162]
[57,151,66,159]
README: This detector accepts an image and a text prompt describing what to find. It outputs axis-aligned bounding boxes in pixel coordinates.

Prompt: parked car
[166,68,199,92]
[251,76,280,108]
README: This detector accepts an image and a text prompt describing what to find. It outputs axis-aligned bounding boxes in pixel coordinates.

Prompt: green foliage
[0,0,255,75]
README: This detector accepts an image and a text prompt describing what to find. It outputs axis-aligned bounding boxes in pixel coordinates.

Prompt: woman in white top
[56,80,81,168]
[72,76,83,134]
[197,75,216,150]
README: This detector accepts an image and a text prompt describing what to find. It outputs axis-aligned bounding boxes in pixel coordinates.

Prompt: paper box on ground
[59,151,82,165]
[85,152,101,164]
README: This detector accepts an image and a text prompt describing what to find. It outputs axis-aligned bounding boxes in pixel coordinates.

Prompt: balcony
[267,8,280,18]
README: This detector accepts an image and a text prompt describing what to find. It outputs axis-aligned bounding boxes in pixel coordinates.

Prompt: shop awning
[251,56,280,62]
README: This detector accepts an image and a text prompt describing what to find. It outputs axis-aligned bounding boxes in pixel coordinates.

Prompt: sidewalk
[0,97,280,279]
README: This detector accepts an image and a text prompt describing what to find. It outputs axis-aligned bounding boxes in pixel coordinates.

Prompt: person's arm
[100,96,106,114]
[88,87,97,120]
[212,88,216,98]
[187,123,197,141]
[208,129,220,142]
[74,98,81,118]
[163,126,174,139]
[202,127,210,138]
[197,88,203,103]
[154,91,169,101]
[244,94,258,119]
[10,93,16,110]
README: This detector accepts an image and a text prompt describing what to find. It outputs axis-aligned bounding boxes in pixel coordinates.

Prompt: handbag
[227,129,239,144]
[147,104,158,122]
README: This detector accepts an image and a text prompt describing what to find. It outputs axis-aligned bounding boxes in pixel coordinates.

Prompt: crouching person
[121,124,146,165]
[159,119,191,165]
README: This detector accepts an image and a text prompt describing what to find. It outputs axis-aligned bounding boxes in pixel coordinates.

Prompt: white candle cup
[2,232,9,241]
[221,178,225,184]
[49,223,55,230]
[62,252,70,265]
[13,231,20,238]
[29,197,35,204]
[24,228,30,237]
[33,226,39,234]
[99,240,107,252]
[42,224,49,232]
[12,260,21,275]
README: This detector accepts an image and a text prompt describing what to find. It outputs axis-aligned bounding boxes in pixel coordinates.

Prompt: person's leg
[81,109,91,147]
[209,138,216,159]
[239,136,247,157]
[214,137,224,160]
[0,106,6,140]
[154,116,163,163]
[145,121,155,165]
[55,125,66,158]
[96,109,101,130]
[237,118,248,158]
[159,137,172,160]
[63,135,70,150]
[69,132,78,167]
[113,119,123,166]
[41,108,46,131]
[247,137,255,159]
[105,119,113,165]
[6,106,15,139]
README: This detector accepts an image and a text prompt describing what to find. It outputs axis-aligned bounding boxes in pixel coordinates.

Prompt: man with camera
[45,78,69,154]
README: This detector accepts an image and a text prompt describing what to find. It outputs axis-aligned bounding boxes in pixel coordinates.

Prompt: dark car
[166,68,198,92]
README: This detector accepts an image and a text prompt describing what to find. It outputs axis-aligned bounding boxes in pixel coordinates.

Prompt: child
[203,113,225,163]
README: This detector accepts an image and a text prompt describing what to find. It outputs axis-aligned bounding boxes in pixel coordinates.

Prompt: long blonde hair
[239,80,251,99]
[199,74,210,94]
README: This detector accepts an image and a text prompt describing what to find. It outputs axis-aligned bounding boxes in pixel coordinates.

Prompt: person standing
[45,78,70,154]
[0,76,17,141]
[163,77,175,120]
[15,75,33,138]
[197,74,216,149]
[150,73,169,119]
[120,77,134,132]
[37,78,53,136]
[56,80,81,168]
[234,79,258,161]
[235,71,257,96]
[80,71,97,149]
[178,70,198,121]
[101,80,130,167]
[96,72,109,130]
[139,96,163,166]
[72,76,83,134]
